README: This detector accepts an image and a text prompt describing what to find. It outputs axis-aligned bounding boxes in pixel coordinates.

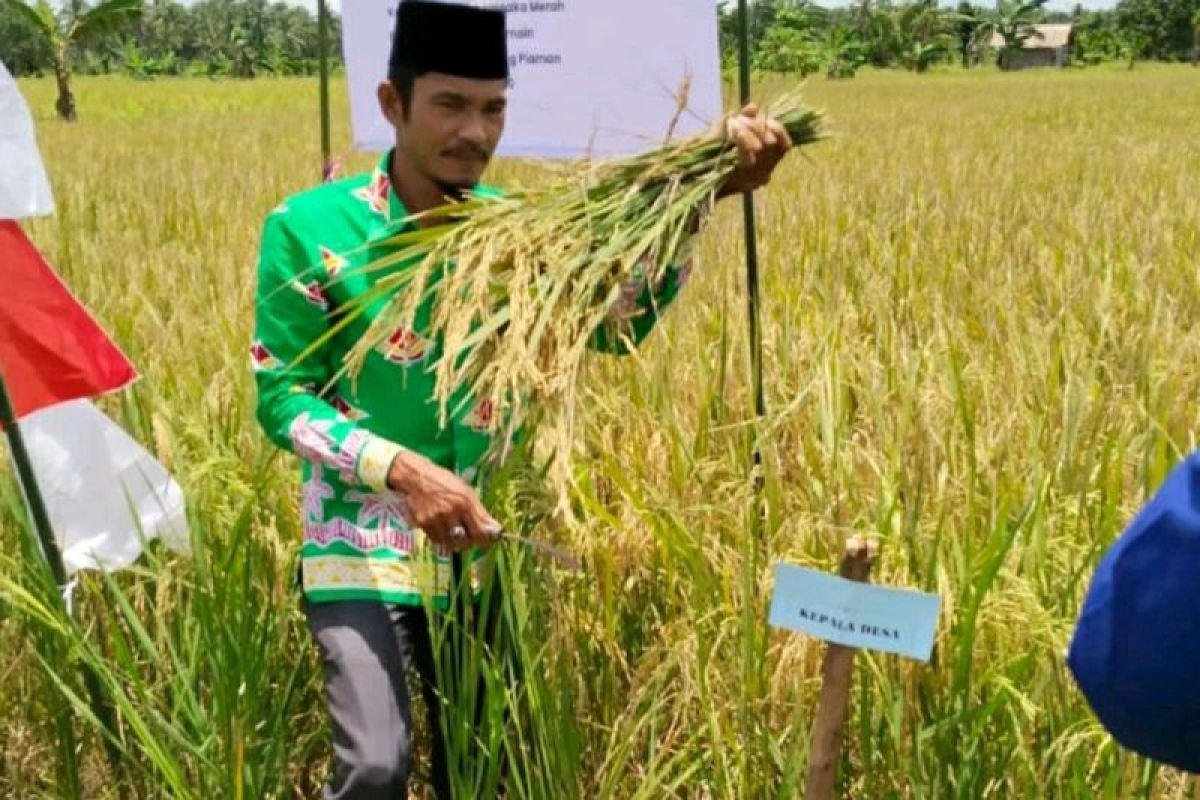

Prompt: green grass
[3,65,1199,797]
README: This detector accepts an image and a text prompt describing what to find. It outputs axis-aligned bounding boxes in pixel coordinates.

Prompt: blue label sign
[768,564,941,662]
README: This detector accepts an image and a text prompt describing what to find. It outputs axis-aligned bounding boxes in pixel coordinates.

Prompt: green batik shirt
[252,150,695,606]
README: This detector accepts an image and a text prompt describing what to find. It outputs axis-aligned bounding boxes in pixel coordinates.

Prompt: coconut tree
[992,0,1047,70]
[1,0,142,121]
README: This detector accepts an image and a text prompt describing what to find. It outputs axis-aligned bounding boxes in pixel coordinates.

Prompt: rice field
[3,64,1200,798]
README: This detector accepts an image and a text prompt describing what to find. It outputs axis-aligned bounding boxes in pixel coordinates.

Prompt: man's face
[382,72,507,192]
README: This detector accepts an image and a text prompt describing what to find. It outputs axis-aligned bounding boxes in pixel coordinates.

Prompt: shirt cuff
[356,435,405,493]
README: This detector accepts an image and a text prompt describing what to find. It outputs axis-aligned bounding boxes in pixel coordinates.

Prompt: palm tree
[1,0,142,121]
[992,0,1047,70]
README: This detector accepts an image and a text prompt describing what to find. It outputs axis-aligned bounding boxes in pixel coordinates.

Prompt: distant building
[990,24,1075,69]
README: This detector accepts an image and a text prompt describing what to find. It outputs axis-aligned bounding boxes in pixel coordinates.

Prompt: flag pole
[0,371,67,587]
[733,0,770,756]
[735,0,766,501]
[0,371,124,781]
[318,0,333,181]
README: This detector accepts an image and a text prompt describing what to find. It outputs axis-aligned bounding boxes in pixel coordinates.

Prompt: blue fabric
[1068,452,1200,773]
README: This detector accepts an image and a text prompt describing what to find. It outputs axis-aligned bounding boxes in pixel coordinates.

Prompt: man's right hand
[386,450,501,550]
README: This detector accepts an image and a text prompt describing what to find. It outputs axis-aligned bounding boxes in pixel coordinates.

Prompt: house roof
[990,23,1074,50]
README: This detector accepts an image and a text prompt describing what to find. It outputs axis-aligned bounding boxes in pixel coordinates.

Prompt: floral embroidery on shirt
[290,278,330,310]
[344,490,412,533]
[305,518,415,552]
[319,245,347,278]
[301,463,336,523]
[289,415,372,485]
[330,394,369,421]
[289,413,338,463]
[463,399,496,433]
[250,340,284,372]
[353,168,391,218]
[376,326,433,365]
[335,429,371,484]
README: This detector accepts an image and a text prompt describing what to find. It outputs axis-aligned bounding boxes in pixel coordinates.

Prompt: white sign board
[342,0,723,159]
[769,564,942,662]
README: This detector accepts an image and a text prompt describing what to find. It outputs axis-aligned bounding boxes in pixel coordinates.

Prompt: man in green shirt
[251,1,792,796]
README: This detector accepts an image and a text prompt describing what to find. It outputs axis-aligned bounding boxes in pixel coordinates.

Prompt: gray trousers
[304,600,452,800]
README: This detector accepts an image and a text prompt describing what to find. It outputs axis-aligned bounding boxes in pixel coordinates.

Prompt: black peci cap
[389,1,509,81]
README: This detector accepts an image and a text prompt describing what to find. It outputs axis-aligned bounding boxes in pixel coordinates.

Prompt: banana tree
[891,0,957,72]
[1,0,142,120]
[953,2,993,68]
[823,24,867,79]
[992,0,1047,70]
[863,0,956,71]
[902,38,953,71]
[755,24,823,76]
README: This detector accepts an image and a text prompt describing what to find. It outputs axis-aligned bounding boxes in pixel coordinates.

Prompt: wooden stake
[804,535,878,800]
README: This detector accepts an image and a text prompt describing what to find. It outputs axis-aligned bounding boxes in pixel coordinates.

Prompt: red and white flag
[0,221,137,418]
[1,63,189,574]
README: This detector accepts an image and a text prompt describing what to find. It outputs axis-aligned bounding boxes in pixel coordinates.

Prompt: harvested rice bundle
[327,90,823,483]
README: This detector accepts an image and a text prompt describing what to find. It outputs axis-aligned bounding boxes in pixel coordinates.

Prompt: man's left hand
[719,103,793,198]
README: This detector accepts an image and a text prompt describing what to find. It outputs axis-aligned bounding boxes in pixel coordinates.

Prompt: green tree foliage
[822,23,867,77]
[1192,8,1200,63]
[0,0,52,74]
[722,0,965,76]
[1,0,142,119]
[2,0,1192,84]
[718,0,782,69]
[1118,26,1152,67]
[715,0,1189,73]
[1115,0,1200,60]
[1073,10,1125,64]
[891,0,957,72]
[753,3,825,74]
[0,0,343,79]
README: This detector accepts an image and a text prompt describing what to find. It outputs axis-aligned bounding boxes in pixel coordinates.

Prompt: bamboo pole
[317,0,332,182]
[735,0,766,497]
[804,536,879,800]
